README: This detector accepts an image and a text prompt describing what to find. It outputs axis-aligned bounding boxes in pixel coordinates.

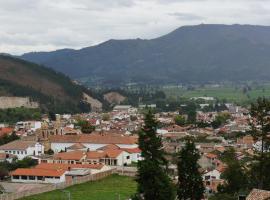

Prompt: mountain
[0,55,102,113]
[21,24,270,86]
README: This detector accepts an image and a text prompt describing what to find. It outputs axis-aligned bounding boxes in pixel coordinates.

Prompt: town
[0,97,268,199]
[2,1,270,199]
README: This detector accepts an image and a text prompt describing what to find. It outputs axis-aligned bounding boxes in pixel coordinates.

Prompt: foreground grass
[20,175,137,200]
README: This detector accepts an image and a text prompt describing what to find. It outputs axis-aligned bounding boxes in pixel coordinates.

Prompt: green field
[20,175,137,200]
[163,84,270,104]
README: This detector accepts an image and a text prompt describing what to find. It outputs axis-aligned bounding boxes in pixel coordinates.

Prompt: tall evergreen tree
[218,148,248,195]
[177,140,204,200]
[134,110,175,200]
[249,97,270,189]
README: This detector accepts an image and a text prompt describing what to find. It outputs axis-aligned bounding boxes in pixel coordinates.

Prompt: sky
[0,0,270,55]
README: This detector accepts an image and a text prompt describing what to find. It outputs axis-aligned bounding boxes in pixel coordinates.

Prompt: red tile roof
[86,151,106,159]
[67,143,87,150]
[121,147,141,153]
[0,140,36,150]
[97,144,120,150]
[104,149,123,158]
[50,133,137,145]
[206,153,218,159]
[11,168,65,177]
[36,163,104,170]
[0,127,13,137]
[86,149,124,159]
[53,151,85,160]
[0,153,7,159]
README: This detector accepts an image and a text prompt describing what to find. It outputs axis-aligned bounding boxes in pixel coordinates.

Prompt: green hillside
[0,55,99,113]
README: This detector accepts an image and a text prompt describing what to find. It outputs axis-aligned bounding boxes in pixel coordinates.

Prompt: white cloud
[0,0,269,54]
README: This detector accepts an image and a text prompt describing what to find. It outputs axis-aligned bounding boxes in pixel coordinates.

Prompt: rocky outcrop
[0,97,39,109]
[103,92,126,104]
[83,93,102,112]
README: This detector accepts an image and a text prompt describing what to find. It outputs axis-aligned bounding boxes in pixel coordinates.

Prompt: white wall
[51,143,74,152]
[11,174,65,183]
[203,169,221,181]
[116,151,132,166]
[130,153,142,162]
[2,143,44,160]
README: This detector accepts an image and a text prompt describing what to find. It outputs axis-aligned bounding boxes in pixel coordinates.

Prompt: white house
[15,121,41,132]
[10,163,111,184]
[203,169,224,192]
[87,149,132,166]
[0,140,44,160]
[121,148,142,163]
[203,169,221,182]
[11,168,66,183]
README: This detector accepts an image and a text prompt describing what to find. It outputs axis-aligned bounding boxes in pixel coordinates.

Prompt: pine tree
[218,148,248,195]
[177,140,204,200]
[250,97,270,189]
[134,110,175,200]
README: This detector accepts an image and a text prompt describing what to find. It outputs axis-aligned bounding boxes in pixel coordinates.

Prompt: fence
[115,166,137,177]
[0,169,115,200]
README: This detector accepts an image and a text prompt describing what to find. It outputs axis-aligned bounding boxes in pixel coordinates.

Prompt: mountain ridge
[20,24,270,86]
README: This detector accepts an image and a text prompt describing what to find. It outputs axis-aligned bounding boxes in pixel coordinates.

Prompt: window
[45,176,53,179]
[13,175,19,179]
[205,176,210,180]
[29,176,35,180]
[55,177,60,179]
[13,151,15,154]
[21,176,27,180]
[21,151,24,154]
[17,151,20,154]
[37,176,43,180]
[126,156,130,159]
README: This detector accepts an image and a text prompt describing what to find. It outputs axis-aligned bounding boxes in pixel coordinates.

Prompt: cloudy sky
[0,0,269,55]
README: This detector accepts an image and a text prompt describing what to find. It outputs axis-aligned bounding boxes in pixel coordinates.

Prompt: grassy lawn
[20,175,137,200]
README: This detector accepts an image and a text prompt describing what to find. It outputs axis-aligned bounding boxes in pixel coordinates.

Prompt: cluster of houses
[0,131,141,183]
[0,103,266,198]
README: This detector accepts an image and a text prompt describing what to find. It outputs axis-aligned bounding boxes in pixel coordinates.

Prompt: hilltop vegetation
[0,107,41,124]
[0,55,102,113]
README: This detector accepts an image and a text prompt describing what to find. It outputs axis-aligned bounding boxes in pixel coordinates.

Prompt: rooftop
[54,150,85,160]
[50,133,137,145]
[0,140,37,150]
[11,168,65,177]
[247,189,270,200]
[36,163,104,170]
